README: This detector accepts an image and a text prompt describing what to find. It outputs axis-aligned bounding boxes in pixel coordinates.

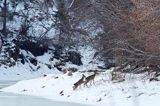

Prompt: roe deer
[84,70,98,87]
[73,74,86,90]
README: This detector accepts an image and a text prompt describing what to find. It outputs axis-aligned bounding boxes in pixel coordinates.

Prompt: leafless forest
[0,0,160,77]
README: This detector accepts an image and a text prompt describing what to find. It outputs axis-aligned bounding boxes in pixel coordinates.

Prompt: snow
[64,46,104,72]
[1,1,160,106]
[0,51,60,81]
[0,45,102,81]
[6,1,57,38]
[2,69,160,106]
[0,35,159,106]
[1,44,160,106]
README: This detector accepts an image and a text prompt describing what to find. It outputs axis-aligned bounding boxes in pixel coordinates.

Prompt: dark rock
[9,62,16,67]
[43,74,47,77]
[97,98,102,102]
[87,70,98,72]
[54,76,59,79]
[42,86,46,88]
[67,71,73,76]
[46,64,52,69]
[36,66,41,70]
[13,39,48,57]
[8,46,20,61]
[56,66,62,71]
[149,78,159,82]
[97,66,107,69]
[53,44,63,59]
[49,57,54,61]
[19,54,25,64]
[106,64,116,69]
[7,44,26,65]
[155,73,160,77]
[68,67,78,72]
[28,58,37,66]
[29,66,36,71]
[67,95,70,98]
[66,51,82,65]
[54,62,65,71]
[59,90,64,96]
[22,89,27,92]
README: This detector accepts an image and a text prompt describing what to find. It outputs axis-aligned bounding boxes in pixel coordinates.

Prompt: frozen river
[0,80,89,106]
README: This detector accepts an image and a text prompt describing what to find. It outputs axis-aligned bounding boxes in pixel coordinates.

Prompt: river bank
[2,71,160,106]
[0,80,89,106]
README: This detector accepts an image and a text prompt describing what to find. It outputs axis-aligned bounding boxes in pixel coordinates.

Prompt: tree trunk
[54,0,72,47]
[2,0,7,37]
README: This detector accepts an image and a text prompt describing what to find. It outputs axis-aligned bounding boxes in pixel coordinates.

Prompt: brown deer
[73,74,86,90]
[84,70,98,87]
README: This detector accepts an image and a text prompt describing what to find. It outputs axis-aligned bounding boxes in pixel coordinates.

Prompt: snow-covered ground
[0,46,103,81]
[1,69,160,106]
[0,64,59,81]
[1,1,160,106]
[0,52,61,81]
[0,38,159,106]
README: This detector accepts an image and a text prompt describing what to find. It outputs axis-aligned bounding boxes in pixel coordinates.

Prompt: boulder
[13,39,48,57]
[66,51,82,65]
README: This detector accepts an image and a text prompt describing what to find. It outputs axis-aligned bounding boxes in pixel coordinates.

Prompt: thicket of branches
[54,0,99,47]
[91,0,160,75]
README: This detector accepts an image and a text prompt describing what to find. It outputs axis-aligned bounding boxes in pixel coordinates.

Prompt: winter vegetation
[0,0,160,106]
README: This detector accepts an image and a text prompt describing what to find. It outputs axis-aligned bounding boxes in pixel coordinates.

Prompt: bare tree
[0,33,2,53]
[93,0,160,75]
[0,0,8,36]
[53,0,73,47]
[53,0,97,47]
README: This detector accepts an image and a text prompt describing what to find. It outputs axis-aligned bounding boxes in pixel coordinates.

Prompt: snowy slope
[2,70,160,106]
[0,46,103,81]
[0,52,60,81]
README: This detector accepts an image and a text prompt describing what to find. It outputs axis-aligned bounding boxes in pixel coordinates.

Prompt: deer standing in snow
[73,74,86,90]
[84,70,98,87]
